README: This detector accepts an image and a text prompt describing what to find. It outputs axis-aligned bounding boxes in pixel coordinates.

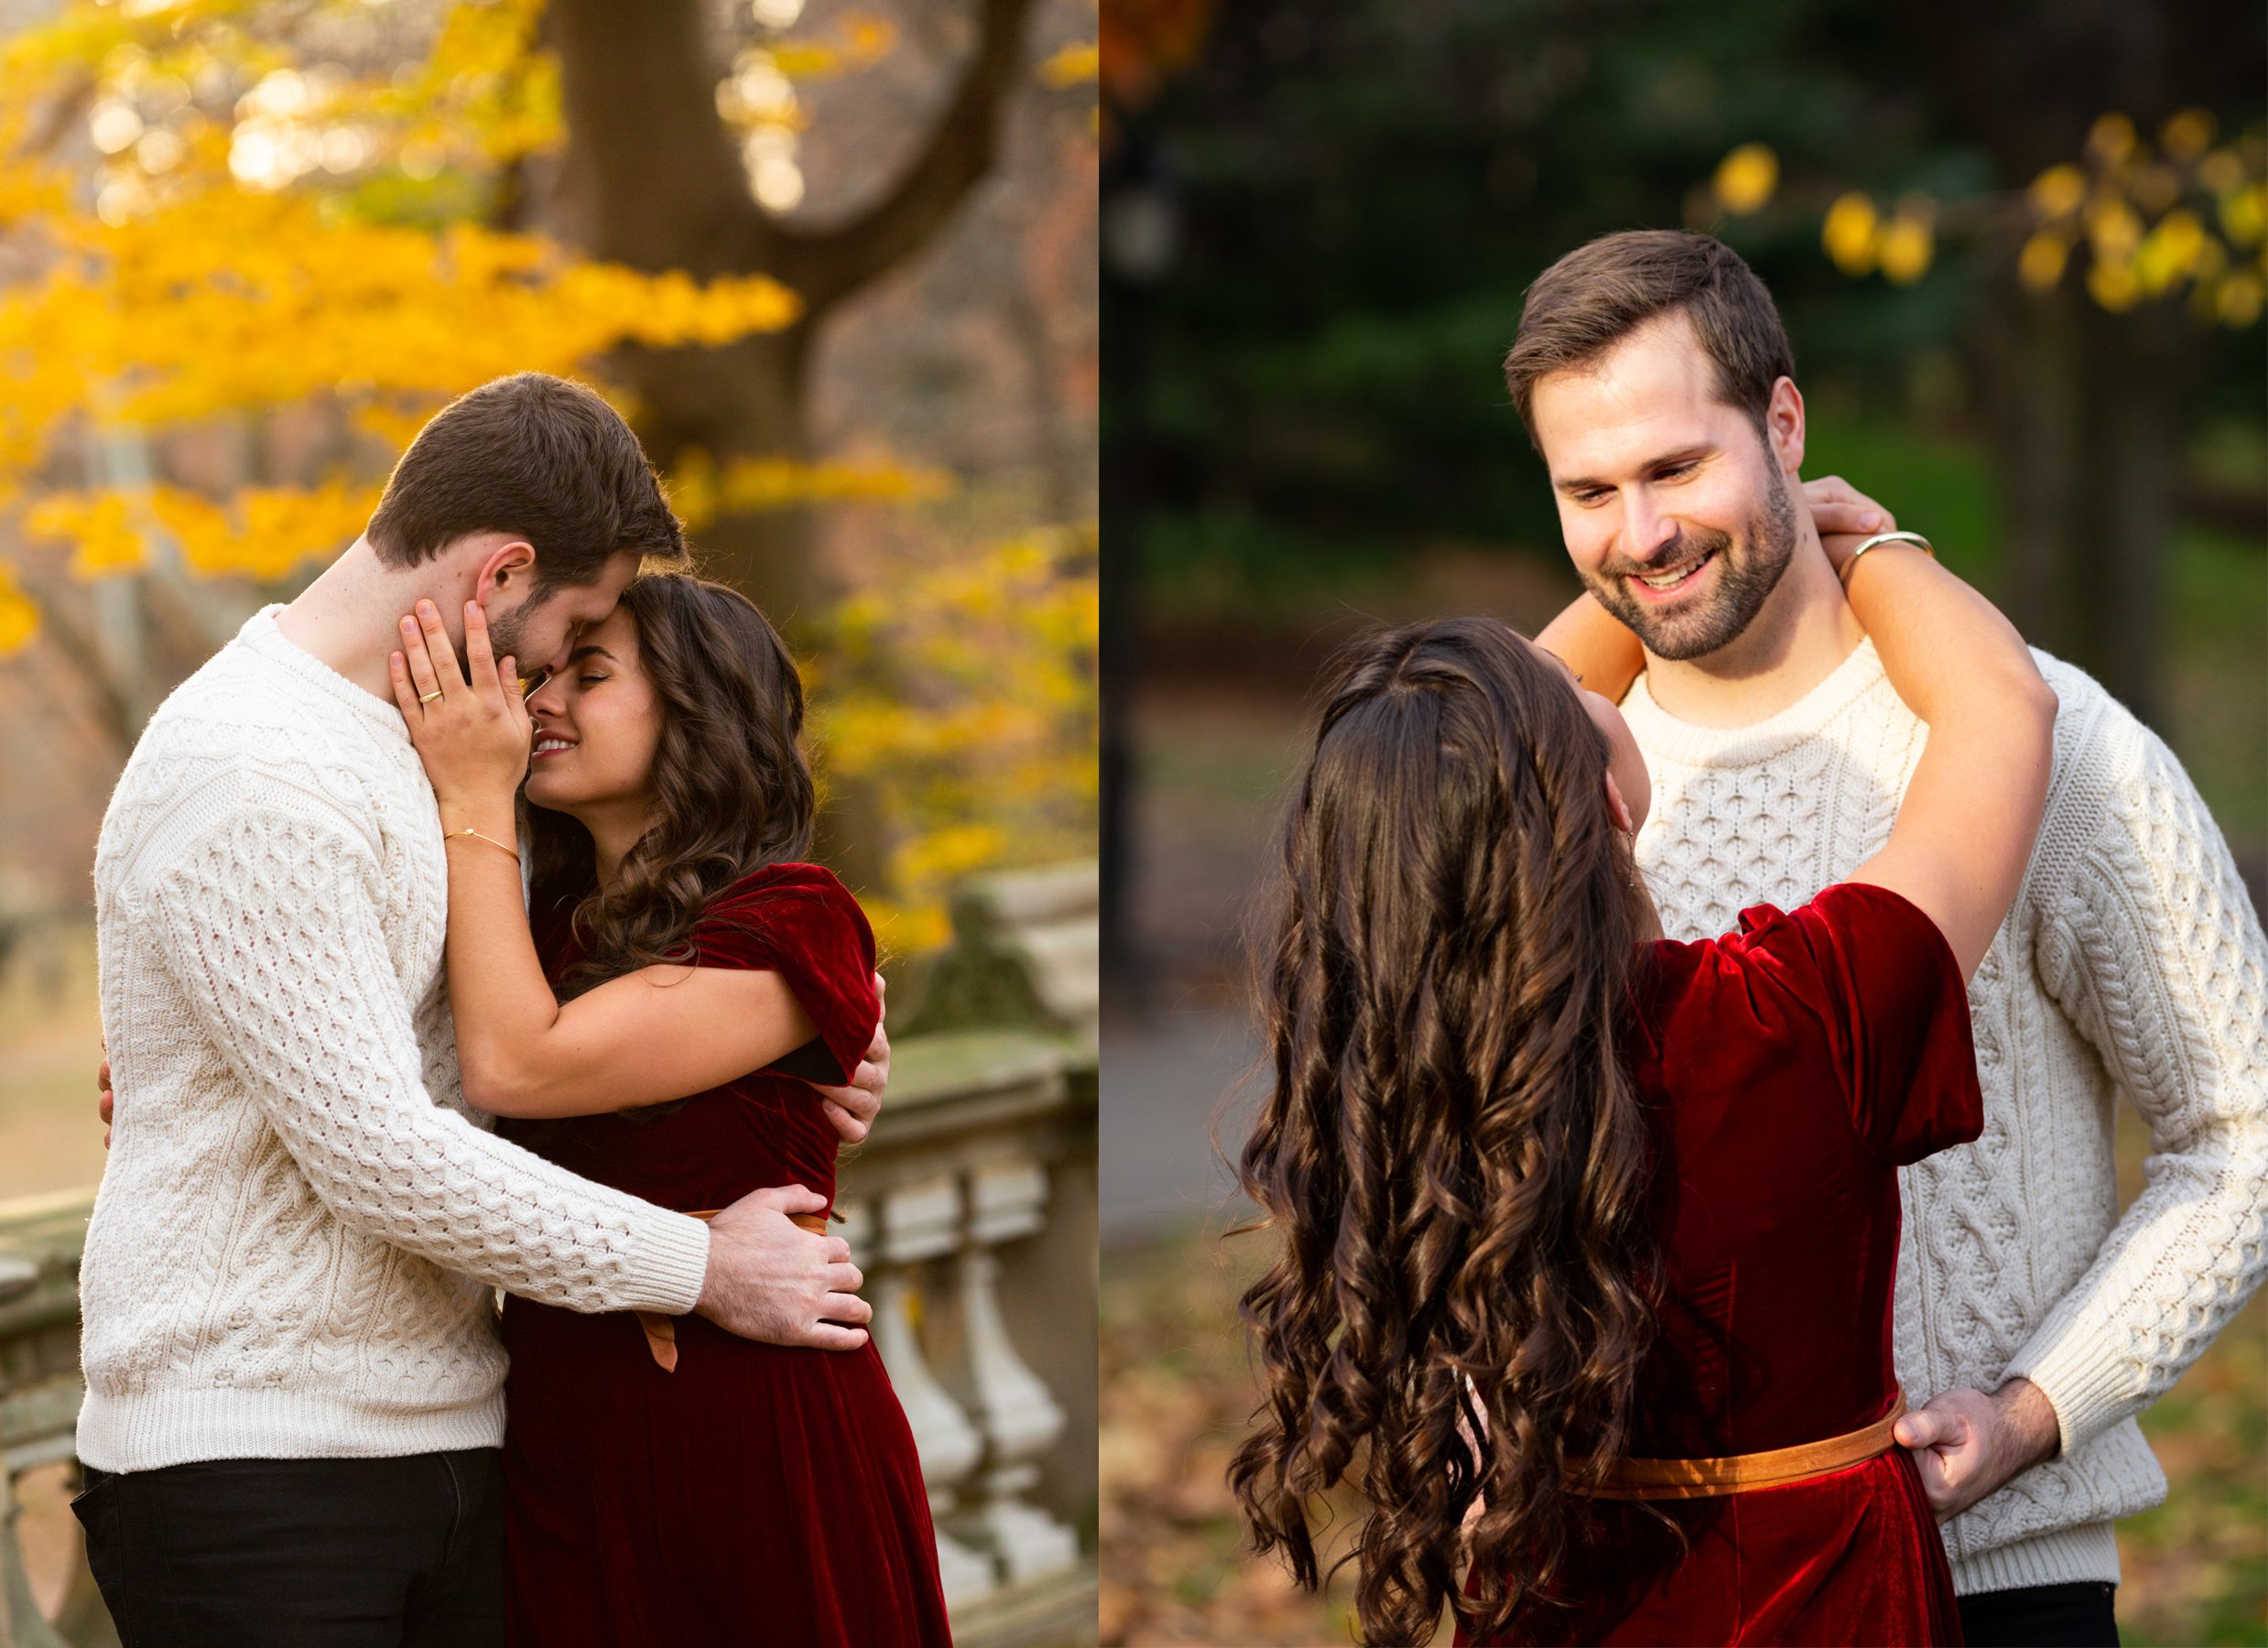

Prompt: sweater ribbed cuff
[1950,1520,2121,1598]
[2003,1323,2138,1458]
[618,1207,711,1316]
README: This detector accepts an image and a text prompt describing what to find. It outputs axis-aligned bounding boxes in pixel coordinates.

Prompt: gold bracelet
[443,827,520,864]
[1839,530,1935,586]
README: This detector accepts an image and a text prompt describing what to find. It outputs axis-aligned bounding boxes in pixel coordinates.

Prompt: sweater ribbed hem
[77,1383,507,1474]
[1950,1521,2122,1598]
[620,1207,713,1316]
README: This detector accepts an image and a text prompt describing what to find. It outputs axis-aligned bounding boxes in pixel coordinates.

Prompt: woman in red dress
[1230,531,2056,1645]
[389,573,951,1646]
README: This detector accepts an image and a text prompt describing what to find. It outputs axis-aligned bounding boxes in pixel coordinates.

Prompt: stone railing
[0,862,1098,1648]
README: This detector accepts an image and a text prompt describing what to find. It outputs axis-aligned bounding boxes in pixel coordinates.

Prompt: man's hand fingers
[800,1322,871,1352]
[97,1056,110,1092]
[820,1100,870,1145]
[823,1235,851,1264]
[821,1288,873,1328]
[744,1182,829,1218]
[1895,1405,1962,1450]
[825,1257,863,1294]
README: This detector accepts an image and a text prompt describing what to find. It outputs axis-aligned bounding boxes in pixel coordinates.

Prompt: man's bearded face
[1577,460,1797,661]
[1530,312,1805,665]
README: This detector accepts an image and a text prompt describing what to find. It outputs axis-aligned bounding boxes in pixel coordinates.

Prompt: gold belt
[1570,1388,1907,1501]
[632,1209,830,1373]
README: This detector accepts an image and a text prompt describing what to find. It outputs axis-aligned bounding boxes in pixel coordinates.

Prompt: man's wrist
[1991,1375,2061,1468]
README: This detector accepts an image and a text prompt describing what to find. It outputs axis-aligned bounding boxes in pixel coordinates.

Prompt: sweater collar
[235,605,413,746]
[1622,635,1888,770]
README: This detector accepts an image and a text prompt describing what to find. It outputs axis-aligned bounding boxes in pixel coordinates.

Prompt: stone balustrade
[0,862,1098,1648]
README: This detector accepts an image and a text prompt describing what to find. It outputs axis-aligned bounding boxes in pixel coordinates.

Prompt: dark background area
[1097,4,2267,1642]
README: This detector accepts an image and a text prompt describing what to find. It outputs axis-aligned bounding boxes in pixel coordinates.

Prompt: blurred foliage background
[0,0,1099,1078]
[0,0,1098,1245]
[1097,2,2266,1644]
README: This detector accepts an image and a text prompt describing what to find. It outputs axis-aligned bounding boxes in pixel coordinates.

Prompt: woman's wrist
[437,795,519,840]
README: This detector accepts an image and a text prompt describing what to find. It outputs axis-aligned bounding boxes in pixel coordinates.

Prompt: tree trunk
[543,0,1037,895]
[606,326,825,626]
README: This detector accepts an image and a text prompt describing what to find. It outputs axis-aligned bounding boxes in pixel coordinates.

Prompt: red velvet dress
[497,864,952,1648]
[1461,883,1979,1646]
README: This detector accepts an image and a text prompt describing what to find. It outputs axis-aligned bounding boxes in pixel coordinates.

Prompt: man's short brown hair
[365,373,686,589]
[1503,231,1794,449]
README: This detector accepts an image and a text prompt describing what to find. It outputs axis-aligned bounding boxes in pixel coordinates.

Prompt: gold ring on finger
[419,689,443,704]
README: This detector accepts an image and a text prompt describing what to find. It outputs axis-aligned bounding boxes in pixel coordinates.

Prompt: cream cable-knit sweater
[1622,637,2268,1597]
[81,608,712,1473]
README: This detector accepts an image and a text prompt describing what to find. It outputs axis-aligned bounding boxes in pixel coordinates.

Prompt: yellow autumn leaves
[815,527,1100,955]
[2017,113,2263,323]
[0,0,812,644]
[1709,111,2263,320]
[1821,193,1937,284]
[26,481,383,583]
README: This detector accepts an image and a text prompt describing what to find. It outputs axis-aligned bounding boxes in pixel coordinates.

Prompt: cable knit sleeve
[147,788,712,1317]
[2004,721,2268,1456]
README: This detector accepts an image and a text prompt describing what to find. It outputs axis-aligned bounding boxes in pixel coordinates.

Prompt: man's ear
[473,538,538,605]
[1764,375,1806,477]
[1604,769,1634,837]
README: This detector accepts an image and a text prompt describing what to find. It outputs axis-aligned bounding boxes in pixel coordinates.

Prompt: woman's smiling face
[522,605,664,818]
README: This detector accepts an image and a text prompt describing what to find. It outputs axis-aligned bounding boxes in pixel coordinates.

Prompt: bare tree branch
[776,0,1038,315]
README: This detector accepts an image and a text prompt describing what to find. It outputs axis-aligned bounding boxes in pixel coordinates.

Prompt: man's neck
[1639,539,1863,729]
[273,538,461,702]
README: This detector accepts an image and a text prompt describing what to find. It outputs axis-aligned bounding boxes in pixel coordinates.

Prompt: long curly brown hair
[527,572,815,999]
[1229,617,1662,1645]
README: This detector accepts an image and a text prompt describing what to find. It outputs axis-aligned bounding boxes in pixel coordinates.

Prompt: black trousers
[72,1448,505,1648]
[1958,1581,2120,1647]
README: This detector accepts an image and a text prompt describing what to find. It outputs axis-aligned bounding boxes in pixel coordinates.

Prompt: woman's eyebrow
[567,645,617,665]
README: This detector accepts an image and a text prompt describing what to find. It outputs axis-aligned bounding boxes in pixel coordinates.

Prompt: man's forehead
[1533,329,1738,478]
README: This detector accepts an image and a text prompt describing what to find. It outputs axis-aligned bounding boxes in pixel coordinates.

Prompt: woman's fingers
[387,650,427,725]
[462,601,499,702]
[1813,502,1889,536]
[415,600,467,691]
[398,613,445,705]
[1803,473,1895,537]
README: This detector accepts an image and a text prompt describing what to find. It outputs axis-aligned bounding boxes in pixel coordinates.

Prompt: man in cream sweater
[1511,233,2268,1646]
[79,374,883,1645]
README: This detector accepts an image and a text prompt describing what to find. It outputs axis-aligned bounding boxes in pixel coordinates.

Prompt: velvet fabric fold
[498,863,950,1647]
[1460,883,1979,1645]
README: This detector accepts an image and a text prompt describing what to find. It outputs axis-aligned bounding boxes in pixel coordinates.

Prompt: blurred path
[1099,1007,1258,1246]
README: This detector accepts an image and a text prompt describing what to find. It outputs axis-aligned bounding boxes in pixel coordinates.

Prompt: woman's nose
[526,673,567,718]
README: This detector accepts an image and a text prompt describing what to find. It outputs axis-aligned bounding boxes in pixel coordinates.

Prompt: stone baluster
[851,1182,995,1609]
[945,1158,1080,1585]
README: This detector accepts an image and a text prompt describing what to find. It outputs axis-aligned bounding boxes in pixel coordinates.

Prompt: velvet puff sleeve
[689,863,880,1087]
[1731,882,1985,1166]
